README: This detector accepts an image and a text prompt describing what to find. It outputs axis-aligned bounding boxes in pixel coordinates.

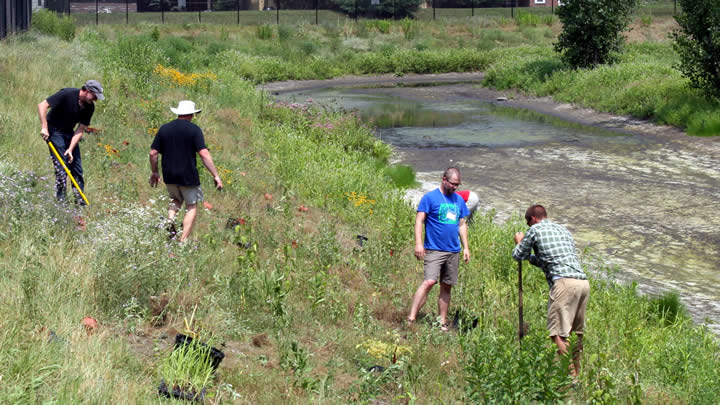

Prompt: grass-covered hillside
[0,17,718,403]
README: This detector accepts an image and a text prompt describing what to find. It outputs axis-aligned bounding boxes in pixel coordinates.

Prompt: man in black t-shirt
[37,80,105,203]
[149,100,223,242]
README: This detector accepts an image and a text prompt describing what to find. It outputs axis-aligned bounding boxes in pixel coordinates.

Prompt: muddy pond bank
[266,73,720,334]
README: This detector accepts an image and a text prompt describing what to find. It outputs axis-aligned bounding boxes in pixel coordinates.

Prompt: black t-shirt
[46,88,95,134]
[151,119,207,186]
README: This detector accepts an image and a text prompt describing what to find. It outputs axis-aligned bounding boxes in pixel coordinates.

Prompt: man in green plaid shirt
[512,204,589,378]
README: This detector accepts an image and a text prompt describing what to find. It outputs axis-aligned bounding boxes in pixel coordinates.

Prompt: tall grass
[483,42,720,135]
[0,21,718,403]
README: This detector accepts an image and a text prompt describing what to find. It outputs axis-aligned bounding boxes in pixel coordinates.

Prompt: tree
[671,0,720,100]
[330,0,423,19]
[554,0,639,69]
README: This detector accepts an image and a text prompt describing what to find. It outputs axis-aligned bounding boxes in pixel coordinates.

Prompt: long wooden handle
[48,141,90,206]
[518,260,524,342]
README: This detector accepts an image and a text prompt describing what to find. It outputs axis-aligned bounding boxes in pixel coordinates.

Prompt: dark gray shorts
[423,250,460,285]
[166,184,204,206]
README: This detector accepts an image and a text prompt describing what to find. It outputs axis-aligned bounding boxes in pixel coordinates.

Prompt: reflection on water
[281,87,645,148]
[279,85,720,334]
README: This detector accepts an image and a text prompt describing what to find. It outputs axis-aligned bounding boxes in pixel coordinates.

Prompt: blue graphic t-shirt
[418,188,469,252]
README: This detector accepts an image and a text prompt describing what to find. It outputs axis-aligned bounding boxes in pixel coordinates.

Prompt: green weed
[399,17,416,41]
[256,24,273,40]
[648,291,687,325]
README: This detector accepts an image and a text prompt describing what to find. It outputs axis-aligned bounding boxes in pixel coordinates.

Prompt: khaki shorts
[547,278,590,338]
[423,250,460,285]
[166,184,204,206]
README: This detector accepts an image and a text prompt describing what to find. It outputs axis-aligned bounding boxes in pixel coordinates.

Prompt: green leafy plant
[382,164,417,188]
[56,15,75,41]
[648,291,687,326]
[671,0,720,100]
[555,0,640,68]
[277,25,293,41]
[376,20,392,34]
[31,9,75,41]
[32,9,59,36]
[150,26,160,42]
[399,18,416,41]
[639,14,653,27]
[463,331,571,403]
[515,11,542,27]
[256,24,273,40]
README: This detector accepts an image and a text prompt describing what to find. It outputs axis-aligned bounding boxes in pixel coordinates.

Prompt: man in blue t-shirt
[37,80,105,204]
[407,167,470,331]
[149,100,222,243]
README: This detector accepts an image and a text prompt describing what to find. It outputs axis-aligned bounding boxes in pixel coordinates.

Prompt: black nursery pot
[158,380,206,402]
[174,333,225,371]
[452,309,479,334]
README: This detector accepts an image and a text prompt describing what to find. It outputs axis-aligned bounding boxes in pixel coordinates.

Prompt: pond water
[279,84,720,334]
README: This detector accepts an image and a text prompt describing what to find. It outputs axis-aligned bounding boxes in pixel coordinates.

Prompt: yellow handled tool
[48,141,90,206]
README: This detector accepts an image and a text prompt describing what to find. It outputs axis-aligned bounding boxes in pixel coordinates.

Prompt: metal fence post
[237,0,240,24]
[354,0,357,22]
[471,0,474,17]
[95,0,98,25]
[126,0,129,24]
[315,0,318,24]
[432,0,435,21]
[161,0,164,23]
[276,0,279,24]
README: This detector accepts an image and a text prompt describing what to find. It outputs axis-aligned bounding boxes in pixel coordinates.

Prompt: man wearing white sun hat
[149,100,222,242]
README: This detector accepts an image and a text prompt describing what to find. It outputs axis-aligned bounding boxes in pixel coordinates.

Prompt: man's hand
[63,149,74,163]
[514,232,524,245]
[149,172,160,187]
[414,244,425,261]
[213,175,223,191]
[41,128,49,141]
[463,247,471,263]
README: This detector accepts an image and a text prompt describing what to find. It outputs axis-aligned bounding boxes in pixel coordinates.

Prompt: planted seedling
[158,340,215,401]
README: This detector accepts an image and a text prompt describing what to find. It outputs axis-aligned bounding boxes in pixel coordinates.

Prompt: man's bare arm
[38,100,50,141]
[198,148,223,190]
[414,211,427,260]
[459,218,470,263]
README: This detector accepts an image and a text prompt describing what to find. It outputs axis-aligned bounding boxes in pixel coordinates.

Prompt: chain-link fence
[47,0,679,26]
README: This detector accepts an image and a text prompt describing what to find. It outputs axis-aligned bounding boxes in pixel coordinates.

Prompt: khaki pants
[547,278,590,337]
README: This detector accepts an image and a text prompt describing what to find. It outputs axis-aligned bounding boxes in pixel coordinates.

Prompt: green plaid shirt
[512,219,587,288]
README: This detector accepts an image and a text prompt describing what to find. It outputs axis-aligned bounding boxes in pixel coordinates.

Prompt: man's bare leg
[438,282,452,326]
[408,279,436,322]
[179,203,197,242]
[572,334,583,377]
[168,198,181,221]
[551,335,579,377]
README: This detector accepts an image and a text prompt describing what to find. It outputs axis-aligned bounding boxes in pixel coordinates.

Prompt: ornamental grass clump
[158,339,216,400]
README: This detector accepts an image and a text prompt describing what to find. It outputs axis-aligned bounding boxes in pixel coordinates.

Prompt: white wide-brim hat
[170,100,202,115]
